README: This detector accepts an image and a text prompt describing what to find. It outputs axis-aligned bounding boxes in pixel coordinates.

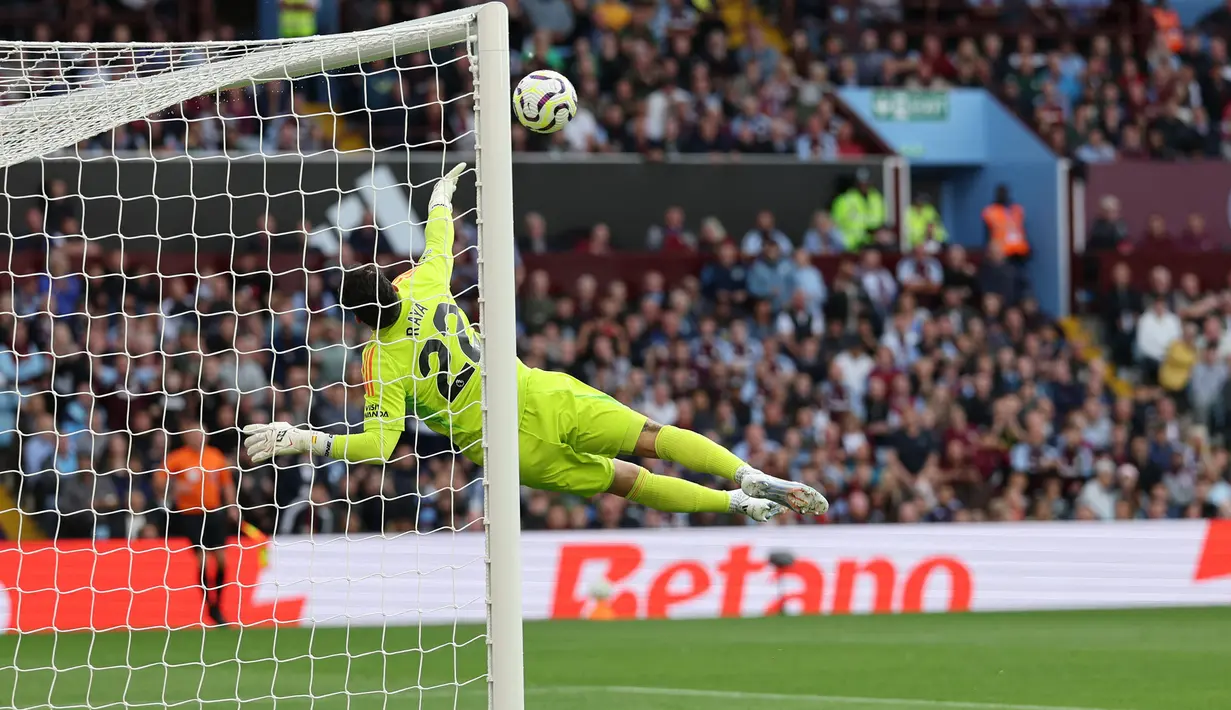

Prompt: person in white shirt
[1135,298,1182,384]
[638,382,679,427]
[833,339,874,402]
[1077,459,1120,521]
[562,104,604,152]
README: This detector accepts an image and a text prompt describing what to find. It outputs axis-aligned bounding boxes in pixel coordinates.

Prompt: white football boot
[728,490,787,522]
[735,466,829,515]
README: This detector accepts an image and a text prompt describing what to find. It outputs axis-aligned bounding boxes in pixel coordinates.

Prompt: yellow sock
[653,425,745,480]
[625,467,731,514]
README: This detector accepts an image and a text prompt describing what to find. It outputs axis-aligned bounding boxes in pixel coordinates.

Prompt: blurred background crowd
[6,0,1231,161]
[4,187,1231,538]
[1,0,1231,545]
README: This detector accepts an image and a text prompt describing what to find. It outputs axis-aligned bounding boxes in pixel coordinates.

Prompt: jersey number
[417,303,482,402]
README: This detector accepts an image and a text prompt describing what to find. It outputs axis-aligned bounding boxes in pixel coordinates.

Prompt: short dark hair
[340,264,401,330]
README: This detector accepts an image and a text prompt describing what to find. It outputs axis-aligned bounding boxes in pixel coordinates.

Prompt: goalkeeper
[243,164,827,522]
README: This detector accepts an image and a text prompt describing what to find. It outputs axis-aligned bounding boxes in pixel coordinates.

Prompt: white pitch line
[533,685,1121,710]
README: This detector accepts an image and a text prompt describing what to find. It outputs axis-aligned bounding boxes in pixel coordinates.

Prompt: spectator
[575,223,613,254]
[1160,322,1199,397]
[522,270,557,335]
[1075,128,1117,163]
[700,239,748,307]
[787,249,826,313]
[1136,298,1183,384]
[1103,262,1143,368]
[1087,195,1129,252]
[1176,213,1216,253]
[941,244,978,299]
[890,409,939,478]
[740,210,793,257]
[697,217,729,253]
[833,336,874,402]
[1190,346,1228,431]
[858,249,898,320]
[977,241,1029,307]
[1009,411,1061,476]
[895,243,944,297]
[747,240,793,310]
[801,210,844,255]
[1139,213,1175,251]
[646,206,697,252]
[638,382,679,427]
[1078,458,1120,521]
[795,113,838,160]
[519,212,552,254]
[738,26,781,80]
[835,123,867,157]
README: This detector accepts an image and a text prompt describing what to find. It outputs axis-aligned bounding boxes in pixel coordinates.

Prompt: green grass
[1,607,1228,709]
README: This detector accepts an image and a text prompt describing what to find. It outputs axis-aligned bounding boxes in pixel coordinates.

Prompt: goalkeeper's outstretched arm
[242,418,399,465]
[241,164,467,467]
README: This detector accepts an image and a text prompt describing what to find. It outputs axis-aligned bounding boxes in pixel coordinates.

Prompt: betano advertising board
[0,521,1229,632]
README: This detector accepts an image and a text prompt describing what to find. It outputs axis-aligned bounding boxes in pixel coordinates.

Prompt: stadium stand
[4,0,1214,160]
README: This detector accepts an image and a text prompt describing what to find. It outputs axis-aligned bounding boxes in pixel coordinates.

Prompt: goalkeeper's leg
[524,368,827,515]
[628,421,829,516]
[606,459,784,522]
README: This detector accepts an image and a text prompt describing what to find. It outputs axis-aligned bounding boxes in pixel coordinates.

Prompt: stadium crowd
[2,0,1231,542]
[5,0,1229,161]
[3,183,1231,540]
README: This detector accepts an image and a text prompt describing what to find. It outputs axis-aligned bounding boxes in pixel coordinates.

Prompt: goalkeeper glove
[428,162,467,212]
[242,422,332,463]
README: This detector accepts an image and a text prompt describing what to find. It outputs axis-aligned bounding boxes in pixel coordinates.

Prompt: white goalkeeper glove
[428,162,467,212]
[242,422,332,463]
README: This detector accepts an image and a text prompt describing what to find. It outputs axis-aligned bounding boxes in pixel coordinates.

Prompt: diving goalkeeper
[242,164,827,522]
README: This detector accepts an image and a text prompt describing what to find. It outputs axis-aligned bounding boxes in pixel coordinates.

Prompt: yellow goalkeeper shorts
[517,368,647,497]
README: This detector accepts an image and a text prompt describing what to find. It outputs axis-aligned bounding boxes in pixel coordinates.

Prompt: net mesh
[0,16,494,710]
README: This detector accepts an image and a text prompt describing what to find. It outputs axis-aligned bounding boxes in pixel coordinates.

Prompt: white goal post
[0,3,523,710]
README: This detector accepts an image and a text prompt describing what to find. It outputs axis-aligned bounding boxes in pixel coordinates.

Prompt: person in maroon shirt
[646,206,698,252]
[1176,212,1218,252]
[574,223,613,254]
[918,34,957,81]
[1138,213,1175,251]
[867,346,900,393]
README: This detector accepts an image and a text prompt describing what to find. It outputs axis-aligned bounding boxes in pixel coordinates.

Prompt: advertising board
[1,522,1228,632]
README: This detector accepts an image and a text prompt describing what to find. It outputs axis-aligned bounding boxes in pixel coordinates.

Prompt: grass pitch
[1,607,1227,710]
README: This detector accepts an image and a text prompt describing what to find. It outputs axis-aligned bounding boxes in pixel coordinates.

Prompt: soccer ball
[513,70,577,134]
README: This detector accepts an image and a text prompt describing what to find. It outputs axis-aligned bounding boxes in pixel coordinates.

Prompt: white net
[0,11,505,710]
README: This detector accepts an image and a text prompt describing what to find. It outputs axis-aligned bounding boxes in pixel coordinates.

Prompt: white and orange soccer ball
[512,70,577,134]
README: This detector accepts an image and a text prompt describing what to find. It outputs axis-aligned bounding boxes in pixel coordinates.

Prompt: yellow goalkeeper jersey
[360,205,525,465]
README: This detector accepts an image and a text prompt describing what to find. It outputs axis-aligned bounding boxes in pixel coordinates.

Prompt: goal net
[0,4,523,710]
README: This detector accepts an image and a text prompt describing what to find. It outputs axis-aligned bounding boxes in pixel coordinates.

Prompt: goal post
[0,4,524,710]
[473,4,526,710]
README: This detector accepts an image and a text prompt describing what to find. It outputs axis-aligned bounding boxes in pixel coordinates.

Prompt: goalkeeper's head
[340,264,400,331]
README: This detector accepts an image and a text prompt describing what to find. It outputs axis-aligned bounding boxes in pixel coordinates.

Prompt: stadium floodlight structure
[0,4,523,710]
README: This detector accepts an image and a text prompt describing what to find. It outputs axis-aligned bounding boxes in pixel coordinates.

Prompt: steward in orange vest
[982,184,1029,259]
[1153,2,1182,53]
